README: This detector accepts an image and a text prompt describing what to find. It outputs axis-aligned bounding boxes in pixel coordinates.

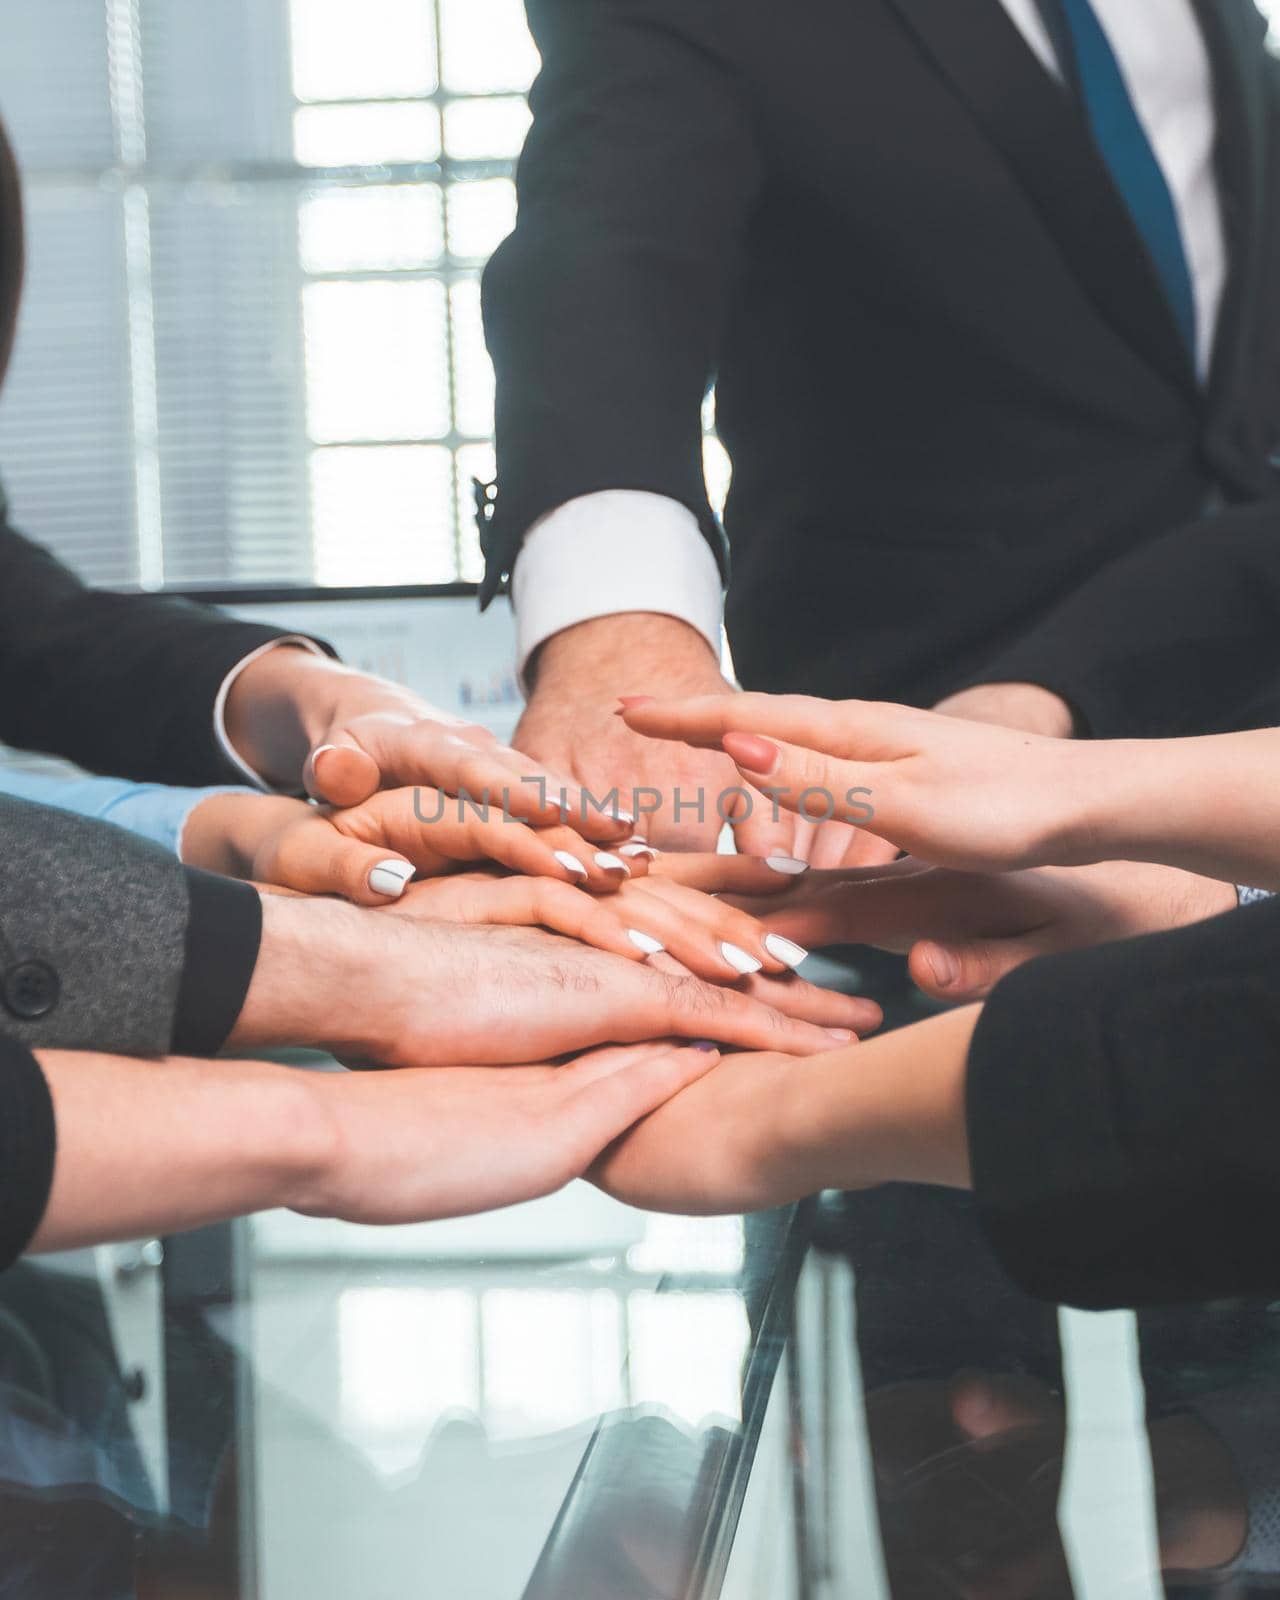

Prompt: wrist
[529,613,724,698]
[181,793,310,877]
[228,895,415,1060]
[779,1008,979,1192]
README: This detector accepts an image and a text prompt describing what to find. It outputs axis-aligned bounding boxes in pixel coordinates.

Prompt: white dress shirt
[512,0,1228,684]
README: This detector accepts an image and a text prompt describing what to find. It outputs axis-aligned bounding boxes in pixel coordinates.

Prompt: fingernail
[368,860,415,899]
[311,743,340,769]
[926,947,959,989]
[764,854,808,875]
[826,1028,855,1043]
[691,1040,719,1053]
[619,842,658,859]
[617,696,655,710]
[595,851,630,876]
[627,929,665,955]
[765,934,809,969]
[721,941,763,975]
[722,732,781,776]
[554,850,589,879]
[615,810,636,827]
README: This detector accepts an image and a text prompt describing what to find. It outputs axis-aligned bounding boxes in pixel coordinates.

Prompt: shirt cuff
[512,491,724,690]
[0,1037,56,1270]
[212,637,331,792]
[172,870,264,1056]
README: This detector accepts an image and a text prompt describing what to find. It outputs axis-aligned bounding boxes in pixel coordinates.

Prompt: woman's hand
[183,787,646,904]
[619,693,1106,872]
[222,644,634,840]
[743,857,1235,1002]
[591,1006,978,1215]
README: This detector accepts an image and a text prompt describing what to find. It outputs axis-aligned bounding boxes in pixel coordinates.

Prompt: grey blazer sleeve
[0,795,262,1056]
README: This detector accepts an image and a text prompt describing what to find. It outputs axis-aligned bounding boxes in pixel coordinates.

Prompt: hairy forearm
[778,1005,980,1193]
[29,1050,331,1253]
[528,613,723,696]
[225,893,416,1059]
[1072,729,1280,888]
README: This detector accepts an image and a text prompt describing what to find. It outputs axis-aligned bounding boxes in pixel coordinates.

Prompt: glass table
[1,1116,1277,1596]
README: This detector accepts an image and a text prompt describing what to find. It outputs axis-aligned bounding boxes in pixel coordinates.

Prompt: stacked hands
[45,649,1262,1251]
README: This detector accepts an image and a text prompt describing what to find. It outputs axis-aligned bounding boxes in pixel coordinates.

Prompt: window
[0,0,538,590]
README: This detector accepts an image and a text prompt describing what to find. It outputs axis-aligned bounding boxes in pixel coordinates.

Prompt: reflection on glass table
[0,1189,806,1600]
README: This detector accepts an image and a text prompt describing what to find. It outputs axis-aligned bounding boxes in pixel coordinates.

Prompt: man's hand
[31,1043,721,1250]
[749,858,1235,1002]
[514,613,753,851]
[516,613,888,864]
[221,644,631,841]
[933,681,1077,737]
[227,894,864,1065]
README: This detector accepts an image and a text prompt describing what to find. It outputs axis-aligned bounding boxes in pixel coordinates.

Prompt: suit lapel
[1190,0,1269,413]
[882,0,1198,397]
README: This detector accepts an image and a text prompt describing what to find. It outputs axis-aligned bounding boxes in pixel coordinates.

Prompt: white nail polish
[627,929,665,955]
[615,811,636,826]
[619,842,658,859]
[764,855,809,875]
[721,941,763,975]
[554,850,589,879]
[368,860,415,899]
[595,851,630,874]
[312,743,339,759]
[765,934,809,969]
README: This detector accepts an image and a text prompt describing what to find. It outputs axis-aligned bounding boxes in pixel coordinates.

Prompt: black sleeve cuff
[0,1038,56,1270]
[173,868,264,1056]
[967,899,1280,1310]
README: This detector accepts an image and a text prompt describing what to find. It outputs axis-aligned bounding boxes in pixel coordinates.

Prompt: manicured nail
[620,842,658,859]
[626,929,665,955]
[595,851,630,875]
[926,947,958,989]
[722,732,782,776]
[826,1029,855,1044]
[721,941,763,975]
[615,810,636,827]
[764,854,808,875]
[765,934,809,969]
[368,860,415,899]
[554,850,589,879]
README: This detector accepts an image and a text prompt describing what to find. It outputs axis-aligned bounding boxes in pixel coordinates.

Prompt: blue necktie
[1036,0,1198,360]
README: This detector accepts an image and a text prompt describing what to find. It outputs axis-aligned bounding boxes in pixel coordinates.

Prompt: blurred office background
[0,0,734,600]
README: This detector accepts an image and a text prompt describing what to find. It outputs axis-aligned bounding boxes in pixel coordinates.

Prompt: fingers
[908,936,1034,1001]
[651,852,810,895]
[730,793,808,863]
[612,878,808,978]
[326,717,634,840]
[655,972,856,1056]
[337,791,642,891]
[558,1046,721,1166]
[619,692,903,760]
[738,972,882,1037]
[255,814,418,906]
[307,737,382,807]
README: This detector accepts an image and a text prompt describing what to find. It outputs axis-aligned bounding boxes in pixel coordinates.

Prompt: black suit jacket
[969,895,1280,1309]
[0,121,321,784]
[481,0,1280,728]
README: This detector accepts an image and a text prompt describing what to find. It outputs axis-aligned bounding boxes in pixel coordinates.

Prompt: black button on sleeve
[2,960,60,1021]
